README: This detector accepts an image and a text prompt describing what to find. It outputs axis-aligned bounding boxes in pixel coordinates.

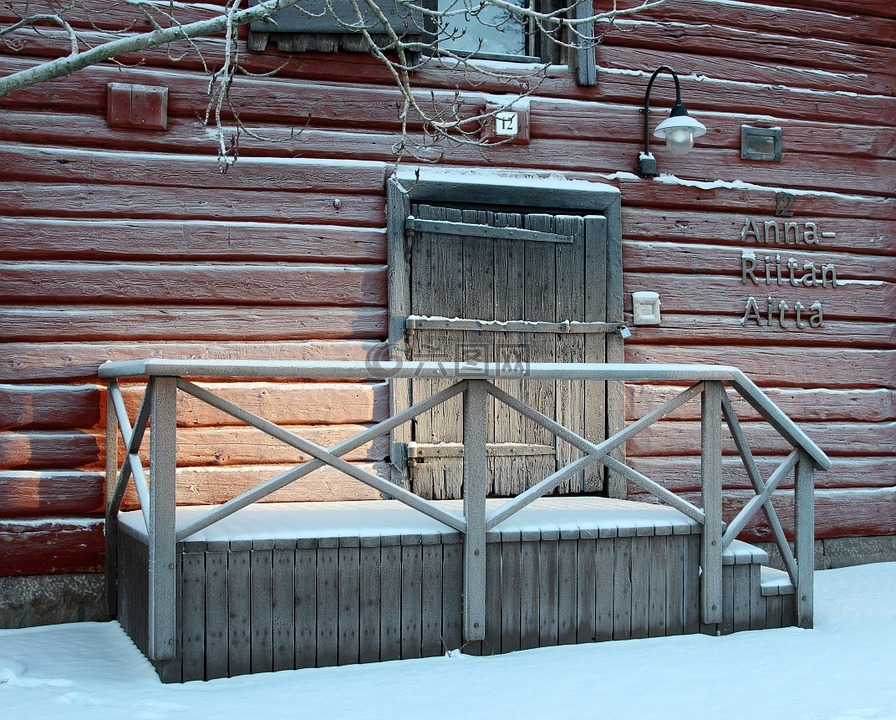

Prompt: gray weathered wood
[406,316,623,334]
[463,380,489,642]
[794,450,815,629]
[387,178,413,489]
[181,548,205,682]
[251,543,274,673]
[105,384,120,616]
[272,543,295,671]
[338,544,361,665]
[442,540,463,652]
[518,535,540,650]
[557,536,577,645]
[421,541,444,657]
[665,534,684,636]
[574,0,597,86]
[316,543,339,667]
[204,549,228,680]
[228,543,252,677]
[400,539,423,659]
[648,535,667,638]
[294,545,317,669]
[148,376,177,661]
[538,532,559,646]
[612,537,632,640]
[594,537,613,642]
[733,563,752,633]
[484,541,503,655]
[683,535,701,635]
[359,542,382,663]
[500,535,522,652]
[576,536,596,643]
[407,217,575,244]
[379,540,402,661]
[700,381,724,626]
[631,536,651,639]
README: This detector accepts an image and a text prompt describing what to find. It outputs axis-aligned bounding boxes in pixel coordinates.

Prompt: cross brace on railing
[101,360,830,658]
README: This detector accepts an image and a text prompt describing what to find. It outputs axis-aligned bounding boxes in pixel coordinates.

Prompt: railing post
[463,379,489,642]
[148,376,178,660]
[794,450,815,628]
[105,386,120,616]
[701,381,724,627]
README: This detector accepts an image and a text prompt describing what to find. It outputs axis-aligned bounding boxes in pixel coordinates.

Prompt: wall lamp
[636,66,706,178]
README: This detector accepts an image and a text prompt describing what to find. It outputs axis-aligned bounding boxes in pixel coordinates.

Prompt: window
[435,0,595,84]
[247,0,595,85]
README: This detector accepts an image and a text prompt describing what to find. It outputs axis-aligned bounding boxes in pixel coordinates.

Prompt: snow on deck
[118,497,700,543]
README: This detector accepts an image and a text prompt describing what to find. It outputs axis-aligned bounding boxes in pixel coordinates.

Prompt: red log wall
[0,0,893,574]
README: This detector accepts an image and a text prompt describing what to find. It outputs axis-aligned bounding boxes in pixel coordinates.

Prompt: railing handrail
[98,359,831,470]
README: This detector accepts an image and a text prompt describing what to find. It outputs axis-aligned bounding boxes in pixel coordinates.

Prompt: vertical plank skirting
[117,498,797,683]
[338,541,361,666]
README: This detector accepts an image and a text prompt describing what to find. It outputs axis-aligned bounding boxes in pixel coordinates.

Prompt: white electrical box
[632,291,661,325]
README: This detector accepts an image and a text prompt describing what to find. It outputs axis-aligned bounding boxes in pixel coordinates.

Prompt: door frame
[385,168,626,497]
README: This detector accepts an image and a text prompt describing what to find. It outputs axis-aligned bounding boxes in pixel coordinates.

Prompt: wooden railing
[100,360,830,661]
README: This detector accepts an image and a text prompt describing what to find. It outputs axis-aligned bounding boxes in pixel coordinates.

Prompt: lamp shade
[654,104,706,155]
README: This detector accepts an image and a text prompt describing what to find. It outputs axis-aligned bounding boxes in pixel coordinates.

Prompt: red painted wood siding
[0,0,892,574]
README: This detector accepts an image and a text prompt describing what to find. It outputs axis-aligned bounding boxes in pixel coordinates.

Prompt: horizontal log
[0,471,104,518]
[0,217,386,263]
[0,306,386,343]
[531,101,896,160]
[172,424,389,466]
[0,519,104,574]
[624,272,894,322]
[3,100,892,198]
[0,0,223,33]
[626,386,896,423]
[0,384,101,431]
[624,235,896,269]
[599,44,895,96]
[0,263,386,306]
[0,430,102,471]
[1,107,893,206]
[120,381,389,427]
[615,0,896,46]
[625,420,895,458]
[2,413,390,472]
[0,181,385,226]
[591,66,894,130]
[626,455,896,493]
[0,143,389,195]
[120,463,387,509]
[765,0,896,22]
[602,19,895,85]
[0,340,382,382]
[626,314,895,350]
[609,176,896,221]
[624,345,896,389]
[626,487,896,542]
[0,52,482,130]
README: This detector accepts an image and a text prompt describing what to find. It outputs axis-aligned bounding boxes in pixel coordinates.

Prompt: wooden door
[398,202,616,500]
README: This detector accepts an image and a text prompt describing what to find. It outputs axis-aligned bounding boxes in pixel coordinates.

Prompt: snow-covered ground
[1,562,894,720]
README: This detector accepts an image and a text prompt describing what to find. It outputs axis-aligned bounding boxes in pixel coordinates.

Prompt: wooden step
[760,566,796,596]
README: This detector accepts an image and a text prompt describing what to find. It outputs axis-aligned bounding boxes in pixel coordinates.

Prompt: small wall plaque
[107,83,168,131]
[741,125,783,161]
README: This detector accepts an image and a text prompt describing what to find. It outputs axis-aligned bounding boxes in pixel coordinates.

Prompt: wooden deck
[116,497,796,683]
